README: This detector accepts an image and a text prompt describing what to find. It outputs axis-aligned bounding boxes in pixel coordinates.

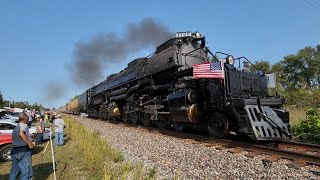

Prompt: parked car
[0,120,53,140]
[0,112,19,123]
[0,132,12,161]
[0,116,19,123]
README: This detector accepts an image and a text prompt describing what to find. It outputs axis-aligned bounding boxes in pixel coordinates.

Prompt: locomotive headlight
[226,55,235,65]
[194,31,201,38]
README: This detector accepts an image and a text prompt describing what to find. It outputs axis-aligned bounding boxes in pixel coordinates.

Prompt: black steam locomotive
[71,32,291,141]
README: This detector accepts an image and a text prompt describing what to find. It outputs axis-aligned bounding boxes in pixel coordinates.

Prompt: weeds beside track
[64,116,157,179]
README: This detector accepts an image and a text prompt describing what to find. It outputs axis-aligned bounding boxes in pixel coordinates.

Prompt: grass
[0,116,157,179]
[286,106,307,126]
[65,116,158,179]
[0,126,89,179]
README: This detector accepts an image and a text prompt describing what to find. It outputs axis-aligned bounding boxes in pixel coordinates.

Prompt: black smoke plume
[41,81,66,104]
[70,18,172,87]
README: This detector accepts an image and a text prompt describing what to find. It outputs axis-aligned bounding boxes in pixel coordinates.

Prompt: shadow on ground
[0,162,54,180]
[63,134,71,145]
[32,162,54,180]
[32,146,44,155]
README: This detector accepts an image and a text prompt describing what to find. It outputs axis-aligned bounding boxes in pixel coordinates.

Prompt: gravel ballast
[69,115,319,179]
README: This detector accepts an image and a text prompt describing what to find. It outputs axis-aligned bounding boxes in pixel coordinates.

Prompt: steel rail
[277,141,320,152]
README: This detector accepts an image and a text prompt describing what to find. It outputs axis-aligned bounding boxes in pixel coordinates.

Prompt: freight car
[66,98,79,115]
[69,32,291,141]
[57,105,67,113]
[66,103,71,113]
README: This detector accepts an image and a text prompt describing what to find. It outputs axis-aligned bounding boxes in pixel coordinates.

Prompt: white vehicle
[0,120,52,141]
[0,115,19,123]
[0,112,20,123]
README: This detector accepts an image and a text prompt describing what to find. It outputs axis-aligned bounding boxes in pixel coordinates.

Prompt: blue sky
[0,0,319,108]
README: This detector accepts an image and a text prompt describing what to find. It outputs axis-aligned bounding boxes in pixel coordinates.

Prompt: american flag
[193,61,224,79]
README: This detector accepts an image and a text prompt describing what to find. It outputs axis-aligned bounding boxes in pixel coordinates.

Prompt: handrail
[234,56,263,75]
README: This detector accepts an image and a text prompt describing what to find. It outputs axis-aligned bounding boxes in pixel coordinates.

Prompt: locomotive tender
[67,32,291,141]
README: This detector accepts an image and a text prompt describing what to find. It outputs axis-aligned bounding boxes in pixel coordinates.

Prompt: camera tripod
[33,125,57,180]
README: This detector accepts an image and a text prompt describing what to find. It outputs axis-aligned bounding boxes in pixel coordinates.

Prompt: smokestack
[70,18,172,87]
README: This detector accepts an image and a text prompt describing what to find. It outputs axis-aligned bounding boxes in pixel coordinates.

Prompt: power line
[303,0,320,15]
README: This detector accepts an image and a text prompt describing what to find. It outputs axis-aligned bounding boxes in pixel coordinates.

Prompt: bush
[292,108,320,144]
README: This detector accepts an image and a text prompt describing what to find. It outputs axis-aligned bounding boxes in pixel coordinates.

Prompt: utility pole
[9,97,11,108]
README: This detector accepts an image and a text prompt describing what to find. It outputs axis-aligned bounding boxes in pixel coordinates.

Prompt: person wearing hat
[53,114,65,146]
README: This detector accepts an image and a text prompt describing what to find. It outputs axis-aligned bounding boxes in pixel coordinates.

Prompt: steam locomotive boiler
[75,32,291,141]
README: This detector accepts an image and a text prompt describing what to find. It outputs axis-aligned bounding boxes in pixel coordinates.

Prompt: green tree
[30,102,45,111]
[269,44,320,107]
[280,54,304,89]
[2,101,9,108]
[249,60,271,74]
[297,47,320,87]
[14,102,27,109]
[279,46,320,90]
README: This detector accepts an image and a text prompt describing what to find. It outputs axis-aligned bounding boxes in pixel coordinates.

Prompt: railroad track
[66,114,320,171]
[143,127,320,168]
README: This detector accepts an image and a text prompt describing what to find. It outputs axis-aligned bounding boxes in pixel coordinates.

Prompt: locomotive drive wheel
[141,112,154,127]
[99,112,107,120]
[122,114,131,123]
[130,112,140,125]
[103,112,107,119]
[155,115,171,129]
[111,117,120,123]
[207,113,229,138]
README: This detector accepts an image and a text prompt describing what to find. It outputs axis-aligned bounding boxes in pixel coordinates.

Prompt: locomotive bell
[113,107,121,117]
[187,104,201,123]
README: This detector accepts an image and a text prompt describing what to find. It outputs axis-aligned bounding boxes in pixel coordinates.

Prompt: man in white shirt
[53,114,65,146]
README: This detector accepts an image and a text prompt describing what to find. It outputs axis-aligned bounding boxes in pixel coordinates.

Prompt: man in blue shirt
[9,112,35,180]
